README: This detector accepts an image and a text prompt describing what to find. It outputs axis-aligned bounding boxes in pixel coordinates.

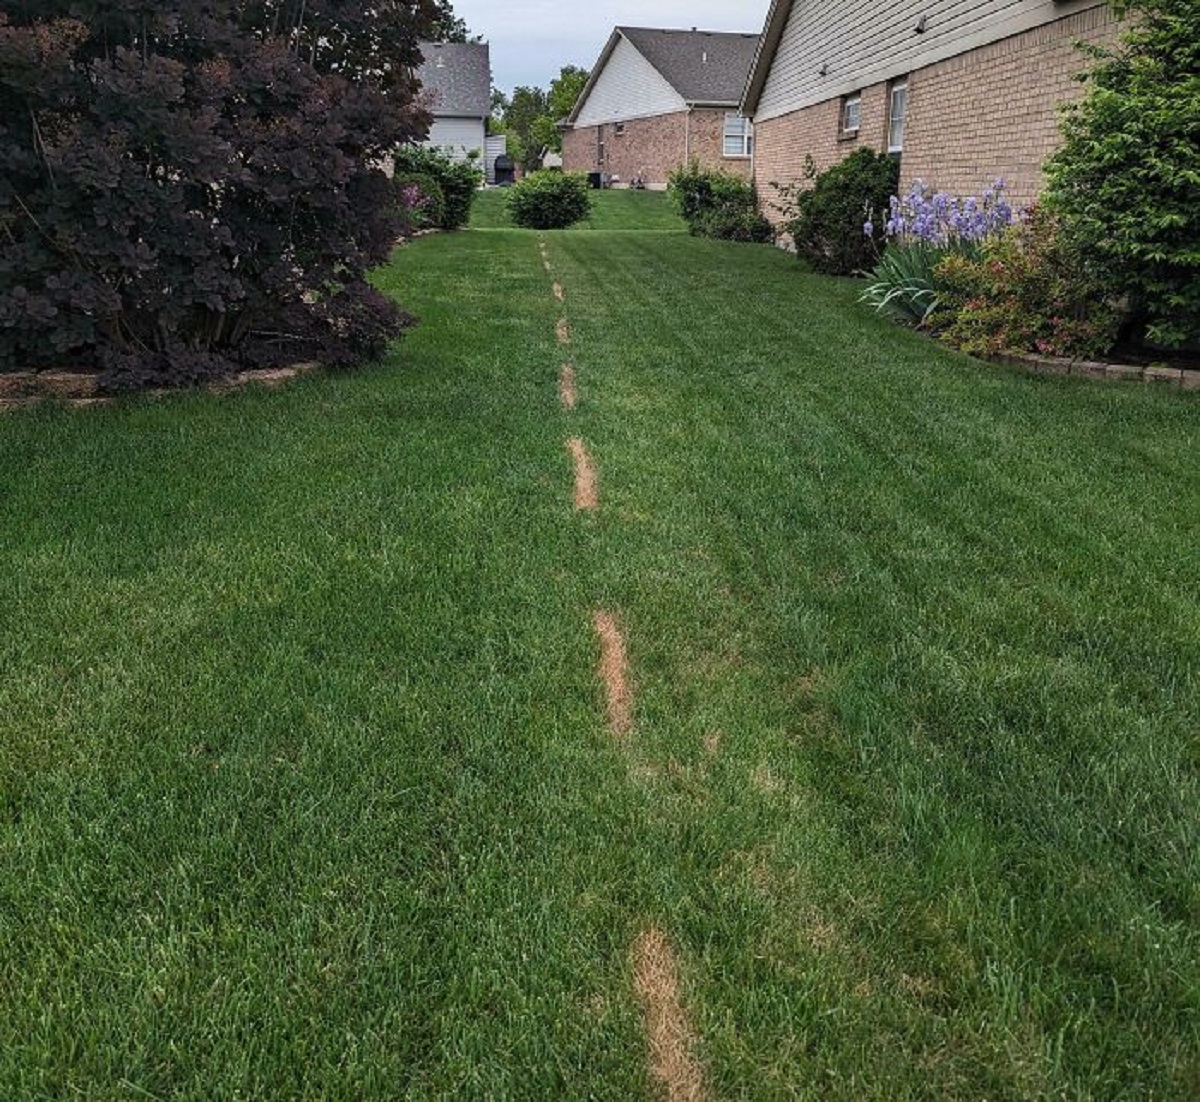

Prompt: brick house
[742,0,1125,218]
[562,27,760,190]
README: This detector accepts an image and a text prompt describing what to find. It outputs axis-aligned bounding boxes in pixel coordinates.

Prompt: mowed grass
[470,185,685,232]
[0,204,1197,1098]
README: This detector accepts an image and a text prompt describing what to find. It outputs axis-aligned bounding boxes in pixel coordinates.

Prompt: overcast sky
[451,0,772,93]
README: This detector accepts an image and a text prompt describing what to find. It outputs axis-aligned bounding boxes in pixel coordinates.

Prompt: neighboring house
[562,27,760,189]
[417,41,501,182]
[743,0,1124,216]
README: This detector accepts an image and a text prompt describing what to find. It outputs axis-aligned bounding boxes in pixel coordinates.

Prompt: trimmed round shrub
[784,149,899,275]
[506,171,592,230]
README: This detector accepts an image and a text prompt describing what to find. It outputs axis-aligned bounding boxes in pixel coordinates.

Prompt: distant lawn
[471,185,685,232]
[1,206,1196,1098]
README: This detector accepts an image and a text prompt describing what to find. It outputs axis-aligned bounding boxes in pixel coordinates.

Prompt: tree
[547,66,589,130]
[501,85,550,170]
[1045,0,1200,348]
[428,0,474,43]
[0,0,437,386]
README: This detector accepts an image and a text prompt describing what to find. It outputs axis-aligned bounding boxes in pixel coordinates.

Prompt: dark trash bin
[494,154,516,187]
[588,171,603,190]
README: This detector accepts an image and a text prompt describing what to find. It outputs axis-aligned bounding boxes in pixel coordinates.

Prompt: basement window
[841,94,861,136]
[723,113,753,158]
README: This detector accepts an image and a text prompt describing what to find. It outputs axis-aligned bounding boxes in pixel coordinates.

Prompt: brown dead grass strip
[559,363,578,410]
[592,609,632,736]
[567,437,598,511]
[632,926,707,1102]
[556,317,571,345]
[553,282,565,302]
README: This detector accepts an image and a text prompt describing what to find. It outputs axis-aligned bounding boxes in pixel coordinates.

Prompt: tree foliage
[493,66,590,166]
[1045,0,1200,348]
[0,0,438,386]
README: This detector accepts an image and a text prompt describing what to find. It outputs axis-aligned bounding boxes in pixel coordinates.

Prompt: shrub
[668,164,773,244]
[0,3,434,385]
[862,180,1015,324]
[1046,0,1200,349]
[933,207,1121,360]
[691,208,775,244]
[778,150,898,275]
[506,171,592,230]
[394,173,447,233]
[392,146,481,231]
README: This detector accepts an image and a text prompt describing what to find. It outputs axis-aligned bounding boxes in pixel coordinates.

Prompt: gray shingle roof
[619,27,760,104]
[417,42,491,119]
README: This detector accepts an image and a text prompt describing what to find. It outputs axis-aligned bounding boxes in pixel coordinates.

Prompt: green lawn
[471,186,685,232]
[1,205,1197,1099]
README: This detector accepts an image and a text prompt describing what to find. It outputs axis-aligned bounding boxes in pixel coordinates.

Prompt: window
[614,122,626,136]
[841,94,861,135]
[888,80,908,153]
[723,113,753,158]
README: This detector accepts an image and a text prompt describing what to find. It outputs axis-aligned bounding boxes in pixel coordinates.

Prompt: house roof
[741,0,793,117]
[568,27,760,124]
[416,41,491,119]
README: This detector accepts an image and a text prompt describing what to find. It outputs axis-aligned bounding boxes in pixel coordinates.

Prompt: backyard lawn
[1,192,1196,1099]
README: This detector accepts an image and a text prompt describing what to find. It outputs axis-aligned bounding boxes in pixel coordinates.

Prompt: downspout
[685,104,693,165]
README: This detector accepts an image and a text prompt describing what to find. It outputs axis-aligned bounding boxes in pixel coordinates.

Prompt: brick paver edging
[987,352,1200,391]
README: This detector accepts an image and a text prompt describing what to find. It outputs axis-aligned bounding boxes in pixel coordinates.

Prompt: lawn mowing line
[560,363,578,411]
[592,610,633,737]
[567,437,598,511]
[556,318,572,346]
[632,925,708,1102]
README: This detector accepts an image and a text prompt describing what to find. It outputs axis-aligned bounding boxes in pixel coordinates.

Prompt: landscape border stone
[986,351,1199,390]
[0,362,325,412]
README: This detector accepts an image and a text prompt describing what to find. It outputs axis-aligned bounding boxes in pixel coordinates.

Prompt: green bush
[1045,0,1200,349]
[668,164,773,244]
[392,146,481,230]
[692,207,775,244]
[506,171,592,230]
[393,172,446,232]
[933,207,1121,360]
[779,150,898,275]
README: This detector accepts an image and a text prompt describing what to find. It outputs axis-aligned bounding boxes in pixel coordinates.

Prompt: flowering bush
[392,146,481,231]
[394,172,446,234]
[879,180,1014,247]
[862,180,1014,324]
[933,207,1120,359]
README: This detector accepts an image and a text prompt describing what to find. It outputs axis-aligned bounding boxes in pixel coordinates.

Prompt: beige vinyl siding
[756,0,1107,122]
[574,36,687,126]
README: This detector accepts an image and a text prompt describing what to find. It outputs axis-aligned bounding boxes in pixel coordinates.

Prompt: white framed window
[723,113,753,158]
[842,94,861,135]
[888,80,908,153]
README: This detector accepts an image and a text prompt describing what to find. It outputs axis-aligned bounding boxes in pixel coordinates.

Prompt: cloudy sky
[451,0,772,93]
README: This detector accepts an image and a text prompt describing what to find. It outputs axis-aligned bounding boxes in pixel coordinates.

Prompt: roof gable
[569,26,760,125]
[417,41,491,119]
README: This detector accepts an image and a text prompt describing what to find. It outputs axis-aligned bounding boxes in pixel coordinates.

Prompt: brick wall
[754,5,1122,220]
[562,108,751,189]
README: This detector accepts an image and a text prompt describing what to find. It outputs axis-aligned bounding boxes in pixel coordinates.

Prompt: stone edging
[986,351,1200,390]
[0,362,323,412]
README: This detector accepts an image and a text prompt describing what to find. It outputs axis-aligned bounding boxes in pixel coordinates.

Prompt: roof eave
[741,0,793,116]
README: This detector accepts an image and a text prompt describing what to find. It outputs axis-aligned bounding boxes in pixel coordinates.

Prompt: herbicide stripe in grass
[567,437,599,512]
[560,363,578,411]
[556,317,572,346]
[553,282,565,303]
[632,926,707,1102]
[593,611,634,738]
